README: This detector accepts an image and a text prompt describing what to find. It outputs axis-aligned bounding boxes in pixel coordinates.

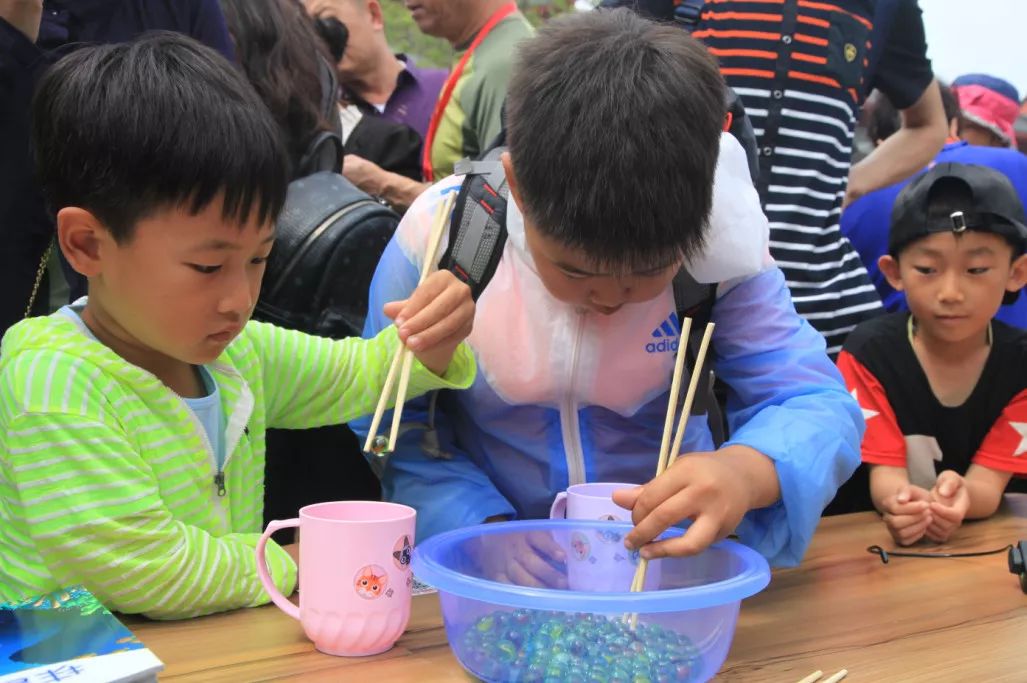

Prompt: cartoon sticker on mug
[596,513,623,544]
[570,531,591,562]
[392,535,412,571]
[354,565,389,600]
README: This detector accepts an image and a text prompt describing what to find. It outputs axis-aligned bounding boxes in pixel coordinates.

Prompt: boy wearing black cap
[838,163,1027,546]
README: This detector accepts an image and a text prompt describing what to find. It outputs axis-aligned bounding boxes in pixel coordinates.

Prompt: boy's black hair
[32,32,289,243]
[505,8,725,273]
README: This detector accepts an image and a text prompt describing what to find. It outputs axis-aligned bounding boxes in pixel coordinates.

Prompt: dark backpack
[254,172,399,339]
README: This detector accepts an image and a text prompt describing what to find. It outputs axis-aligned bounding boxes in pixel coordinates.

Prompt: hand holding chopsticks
[363,193,461,457]
[625,319,715,626]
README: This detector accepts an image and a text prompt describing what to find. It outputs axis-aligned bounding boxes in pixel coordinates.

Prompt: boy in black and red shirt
[838,163,1027,546]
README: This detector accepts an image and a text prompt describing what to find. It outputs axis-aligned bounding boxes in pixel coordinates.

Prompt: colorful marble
[370,435,390,455]
[459,609,702,682]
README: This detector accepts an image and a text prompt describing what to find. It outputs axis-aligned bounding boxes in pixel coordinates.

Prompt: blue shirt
[840,141,1027,328]
[58,303,227,470]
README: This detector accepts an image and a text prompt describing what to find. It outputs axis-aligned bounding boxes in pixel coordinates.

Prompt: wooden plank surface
[130,497,1027,681]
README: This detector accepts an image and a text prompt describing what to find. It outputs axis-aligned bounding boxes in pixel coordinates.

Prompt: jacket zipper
[177,397,231,505]
[560,313,587,487]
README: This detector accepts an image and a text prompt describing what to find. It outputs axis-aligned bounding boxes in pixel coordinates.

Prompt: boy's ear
[57,207,112,278]
[1007,253,1027,294]
[500,151,523,210]
[878,254,904,291]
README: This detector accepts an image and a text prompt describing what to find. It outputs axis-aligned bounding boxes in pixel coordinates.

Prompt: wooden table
[132,498,1027,682]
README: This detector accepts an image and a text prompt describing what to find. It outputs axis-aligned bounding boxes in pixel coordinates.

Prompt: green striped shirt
[0,312,474,619]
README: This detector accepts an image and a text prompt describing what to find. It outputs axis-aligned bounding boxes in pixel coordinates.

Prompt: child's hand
[879,484,932,546]
[383,270,474,377]
[926,470,970,543]
[614,449,754,559]
[476,530,568,589]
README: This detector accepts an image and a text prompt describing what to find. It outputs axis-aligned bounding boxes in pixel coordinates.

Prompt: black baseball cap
[889,162,1027,257]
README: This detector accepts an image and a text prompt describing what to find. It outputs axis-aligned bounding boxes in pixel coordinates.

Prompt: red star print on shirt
[837,351,906,467]
[974,388,1027,474]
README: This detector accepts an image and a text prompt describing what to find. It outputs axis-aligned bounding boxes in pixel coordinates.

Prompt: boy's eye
[251,256,269,266]
[968,267,991,275]
[913,266,934,275]
[188,264,221,274]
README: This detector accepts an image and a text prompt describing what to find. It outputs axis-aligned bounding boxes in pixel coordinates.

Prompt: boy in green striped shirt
[0,34,476,619]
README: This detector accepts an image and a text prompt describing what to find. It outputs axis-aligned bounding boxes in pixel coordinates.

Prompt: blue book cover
[0,586,162,683]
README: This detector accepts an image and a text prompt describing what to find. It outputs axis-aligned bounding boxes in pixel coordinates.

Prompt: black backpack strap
[439,149,510,300]
[724,88,760,186]
[672,270,718,417]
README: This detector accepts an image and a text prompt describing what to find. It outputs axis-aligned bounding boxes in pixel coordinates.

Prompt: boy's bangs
[31,33,289,241]
[182,153,286,229]
[577,243,687,277]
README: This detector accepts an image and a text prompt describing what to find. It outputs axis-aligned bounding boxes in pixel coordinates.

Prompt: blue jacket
[840,141,1027,327]
[358,135,864,567]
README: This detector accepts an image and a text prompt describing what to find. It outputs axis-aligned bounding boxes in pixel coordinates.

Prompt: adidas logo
[645,313,680,353]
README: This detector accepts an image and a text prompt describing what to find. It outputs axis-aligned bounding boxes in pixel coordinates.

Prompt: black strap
[439,150,510,301]
[672,270,717,417]
[724,89,760,186]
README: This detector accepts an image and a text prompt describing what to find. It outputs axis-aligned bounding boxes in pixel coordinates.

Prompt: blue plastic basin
[412,520,770,682]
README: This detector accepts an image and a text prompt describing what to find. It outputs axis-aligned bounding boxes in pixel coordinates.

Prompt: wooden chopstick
[363,193,455,455]
[795,669,846,683]
[655,317,693,477]
[664,323,715,474]
[363,340,405,454]
[627,317,690,597]
[626,321,715,626]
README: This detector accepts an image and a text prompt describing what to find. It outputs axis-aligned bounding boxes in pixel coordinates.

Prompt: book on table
[0,586,163,683]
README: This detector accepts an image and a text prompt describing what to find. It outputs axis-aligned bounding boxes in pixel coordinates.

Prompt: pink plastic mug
[256,501,416,657]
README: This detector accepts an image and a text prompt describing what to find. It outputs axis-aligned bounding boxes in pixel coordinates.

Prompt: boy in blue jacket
[359,9,863,571]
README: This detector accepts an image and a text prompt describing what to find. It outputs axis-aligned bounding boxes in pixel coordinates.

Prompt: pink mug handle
[549,492,568,519]
[256,518,300,620]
